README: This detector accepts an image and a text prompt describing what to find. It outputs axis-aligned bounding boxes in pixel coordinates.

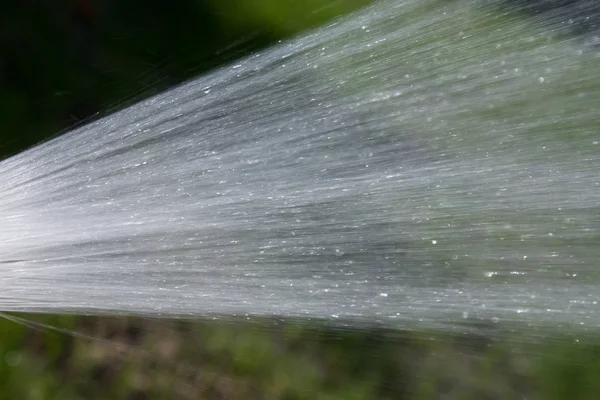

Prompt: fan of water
[1,0,599,331]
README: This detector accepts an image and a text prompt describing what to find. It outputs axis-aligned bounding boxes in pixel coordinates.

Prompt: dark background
[0,0,370,160]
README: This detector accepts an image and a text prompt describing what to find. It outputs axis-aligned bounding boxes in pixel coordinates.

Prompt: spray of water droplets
[1,0,599,331]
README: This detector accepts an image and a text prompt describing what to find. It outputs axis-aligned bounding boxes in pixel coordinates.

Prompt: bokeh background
[1,1,600,399]
[0,0,369,159]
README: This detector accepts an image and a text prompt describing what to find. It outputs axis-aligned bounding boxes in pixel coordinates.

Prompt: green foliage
[207,0,372,37]
[2,315,600,399]
[0,0,373,160]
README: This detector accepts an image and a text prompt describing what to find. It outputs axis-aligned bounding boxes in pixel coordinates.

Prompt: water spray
[1,0,599,332]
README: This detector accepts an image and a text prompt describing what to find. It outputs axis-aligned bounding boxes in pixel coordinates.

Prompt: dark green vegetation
[0,0,371,159]
[1,314,600,399]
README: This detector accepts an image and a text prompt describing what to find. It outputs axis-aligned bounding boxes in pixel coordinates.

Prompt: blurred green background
[1,1,600,399]
[0,0,370,160]
[2,313,600,400]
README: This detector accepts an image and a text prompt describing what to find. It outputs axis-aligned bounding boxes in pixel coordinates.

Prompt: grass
[1,313,600,399]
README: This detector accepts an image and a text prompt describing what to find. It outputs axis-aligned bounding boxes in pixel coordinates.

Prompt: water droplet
[4,351,21,367]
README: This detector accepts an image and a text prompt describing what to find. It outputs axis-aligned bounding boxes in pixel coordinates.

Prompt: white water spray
[1,0,599,330]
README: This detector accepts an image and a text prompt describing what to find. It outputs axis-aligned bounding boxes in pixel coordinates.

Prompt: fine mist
[1,0,599,332]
